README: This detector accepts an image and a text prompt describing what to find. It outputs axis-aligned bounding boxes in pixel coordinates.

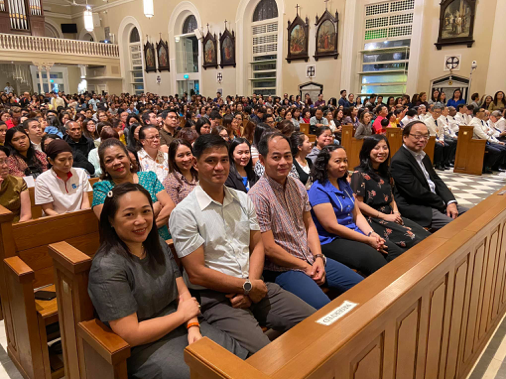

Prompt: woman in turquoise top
[92,139,174,240]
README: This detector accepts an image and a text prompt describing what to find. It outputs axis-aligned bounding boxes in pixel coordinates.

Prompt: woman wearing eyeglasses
[138,125,169,184]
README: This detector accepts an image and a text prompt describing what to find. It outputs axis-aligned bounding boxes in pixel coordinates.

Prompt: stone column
[44,62,54,93]
[32,61,44,94]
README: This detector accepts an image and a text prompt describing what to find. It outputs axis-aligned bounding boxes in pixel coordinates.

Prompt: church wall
[62,0,501,98]
[415,0,497,98]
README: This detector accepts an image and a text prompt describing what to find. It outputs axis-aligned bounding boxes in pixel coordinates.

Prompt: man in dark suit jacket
[391,121,468,230]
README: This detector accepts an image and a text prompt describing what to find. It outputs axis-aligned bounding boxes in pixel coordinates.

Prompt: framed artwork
[202,32,218,70]
[156,39,170,72]
[219,27,236,68]
[286,14,309,63]
[435,0,476,50]
[314,10,338,61]
[144,41,156,73]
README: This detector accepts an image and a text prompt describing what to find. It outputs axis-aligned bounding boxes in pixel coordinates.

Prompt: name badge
[316,300,358,326]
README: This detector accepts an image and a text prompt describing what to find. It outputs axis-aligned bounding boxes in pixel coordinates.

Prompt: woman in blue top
[92,138,174,240]
[447,88,465,108]
[308,145,405,275]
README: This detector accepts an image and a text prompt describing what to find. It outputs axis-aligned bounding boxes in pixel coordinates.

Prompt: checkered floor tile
[437,170,506,207]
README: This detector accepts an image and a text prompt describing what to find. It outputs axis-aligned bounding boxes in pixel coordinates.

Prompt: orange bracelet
[186,322,200,330]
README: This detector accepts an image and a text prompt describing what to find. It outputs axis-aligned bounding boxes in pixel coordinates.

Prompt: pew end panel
[341,124,362,169]
[423,136,436,163]
[454,125,487,176]
[300,123,310,135]
[78,319,130,379]
[3,256,50,379]
[49,241,95,379]
[184,337,271,379]
[386,127,403,158]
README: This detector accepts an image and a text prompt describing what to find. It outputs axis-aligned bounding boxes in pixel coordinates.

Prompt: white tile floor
[0,170,504,379]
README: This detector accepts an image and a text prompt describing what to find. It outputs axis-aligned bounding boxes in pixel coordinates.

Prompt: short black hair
[195,117,211,135]
[340,89,346,95]
[258,132,290,157]
[209,110,222,120]
[161,108,178,120]
[193,133,228,160]
[473,107,484,116]
[406,109,417,117]
[141,111,155,124]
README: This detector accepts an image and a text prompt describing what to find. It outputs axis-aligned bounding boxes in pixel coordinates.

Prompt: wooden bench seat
[184,184,506,379]
[0,207,100,379]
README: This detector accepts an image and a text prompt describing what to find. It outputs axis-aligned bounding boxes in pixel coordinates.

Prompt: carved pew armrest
[4,256,35,283]
[78,319,131,366]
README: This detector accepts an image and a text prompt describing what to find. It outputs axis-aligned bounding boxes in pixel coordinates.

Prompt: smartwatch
[243,279,252,296]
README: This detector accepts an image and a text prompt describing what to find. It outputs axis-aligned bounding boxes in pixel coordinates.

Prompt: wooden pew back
[340,124,363,169]
[184,185,506,379]
[49,239,176,379]
[28,177,99,220]
[454,125,487,175]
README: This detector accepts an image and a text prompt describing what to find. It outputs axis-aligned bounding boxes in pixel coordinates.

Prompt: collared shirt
[248,175,314,272]
[159,127,175,147]
[403,144,436,194]
[162,170,198,205]
[35,167,91,214]
[309,116,328,126]
[170,186,259,289]
[138,148,169,184]
[308,179,362,245]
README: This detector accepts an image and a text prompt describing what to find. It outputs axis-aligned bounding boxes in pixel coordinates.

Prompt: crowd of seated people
[0,86,503,378]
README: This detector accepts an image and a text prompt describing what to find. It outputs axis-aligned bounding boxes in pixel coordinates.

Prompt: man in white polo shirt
[35,140,92,215]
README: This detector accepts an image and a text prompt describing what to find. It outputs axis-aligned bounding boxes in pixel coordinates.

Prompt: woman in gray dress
[88,183,247,379]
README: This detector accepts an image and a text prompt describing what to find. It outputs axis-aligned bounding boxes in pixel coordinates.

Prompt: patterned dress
[92,171,170,240]
[350,168,430,249]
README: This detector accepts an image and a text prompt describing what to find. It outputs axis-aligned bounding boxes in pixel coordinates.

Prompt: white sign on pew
[316,300,358,326]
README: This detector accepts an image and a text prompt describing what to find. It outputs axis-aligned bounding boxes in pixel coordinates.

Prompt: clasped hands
[226,279,267,309]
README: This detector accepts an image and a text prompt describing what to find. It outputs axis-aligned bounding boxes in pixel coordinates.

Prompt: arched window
[251,0,278,95]
[130,27,140,43]
[182,15,197,34]
[128,27,143,95]
[253,0,278,22]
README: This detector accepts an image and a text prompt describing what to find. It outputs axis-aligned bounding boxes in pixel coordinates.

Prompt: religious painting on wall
[202,31,218,69]
[314,10,339,60]
[156,39,170,72]
[435,0,476,50]
[286,9,309,63]
[219,27,236,68]
[144,41,156,73]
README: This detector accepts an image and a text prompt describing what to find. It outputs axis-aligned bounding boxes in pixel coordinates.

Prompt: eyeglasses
[409,134,430,141]
[144,135,160,141]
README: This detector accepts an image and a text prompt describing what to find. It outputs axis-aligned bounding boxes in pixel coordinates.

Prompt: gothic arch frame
[77,28,97,42]
[44,19,64,39]
[118,16,145,93]
[235,0,285,95]
[168,1,203,95]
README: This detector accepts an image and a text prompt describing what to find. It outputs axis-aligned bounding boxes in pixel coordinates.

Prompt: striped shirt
[248,174,314,272]
[169,185,259,290]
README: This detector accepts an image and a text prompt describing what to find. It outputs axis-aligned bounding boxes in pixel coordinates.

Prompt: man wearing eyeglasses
[159,108,179,148]
[390,121,467,231]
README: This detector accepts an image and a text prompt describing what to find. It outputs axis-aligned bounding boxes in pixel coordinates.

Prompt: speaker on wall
[61,24,78,34]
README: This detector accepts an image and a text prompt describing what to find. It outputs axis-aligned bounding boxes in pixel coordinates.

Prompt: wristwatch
[314,254,327,265]
[243,279,252,295]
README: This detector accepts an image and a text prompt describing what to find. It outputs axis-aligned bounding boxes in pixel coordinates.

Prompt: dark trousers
[485,144,503,170]
[320,238,389,276]
[196,283,315,354]
[490,142,506,168]
[444,137,457,164]
[263,259,363,310]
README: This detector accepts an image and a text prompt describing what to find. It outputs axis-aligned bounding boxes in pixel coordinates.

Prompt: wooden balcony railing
[0,33,119,58]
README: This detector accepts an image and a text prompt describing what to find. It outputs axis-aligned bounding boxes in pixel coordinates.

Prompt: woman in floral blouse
[163,139,198,205]
[5,126,48,178]
[350,135,430,250]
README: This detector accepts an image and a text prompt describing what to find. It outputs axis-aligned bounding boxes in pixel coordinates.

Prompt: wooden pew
[424,135,436,163]
[340,124,363,170]
[0,207,99,379]
[385,127,403,158]
[183,185,506,379]
[299,123,310,135]
[48,239,176,379]
[28,177,99,220]
[454,125,487,176]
